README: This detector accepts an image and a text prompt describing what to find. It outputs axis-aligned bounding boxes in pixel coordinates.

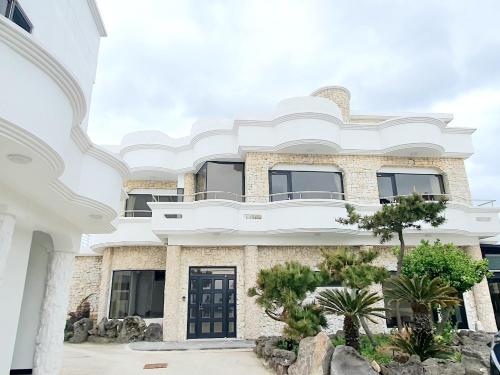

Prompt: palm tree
[383,276,459,339]
[317,288,386,351]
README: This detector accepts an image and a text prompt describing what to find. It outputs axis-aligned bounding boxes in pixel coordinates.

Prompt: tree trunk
[412,305,433,340]
[396,230,405,275]
[437,306,453,334]
[344,315,360,352]
[360,316,377,347]
[396,301,403,331]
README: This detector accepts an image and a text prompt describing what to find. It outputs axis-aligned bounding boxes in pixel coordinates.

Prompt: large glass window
[124,194,177,217]
[2,0,32,32]
[269,170,344,201]
[195,162,245,201]
[377,173,445,203]
[109,270,165,319]
[482,246,500,328]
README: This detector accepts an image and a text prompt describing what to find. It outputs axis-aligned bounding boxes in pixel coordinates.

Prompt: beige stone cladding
[183,173,196,202]
[123,180,177,192]
[163,246,246,340]
[245,152,472,204]
[68,256,102,319]
[96,246,167,321]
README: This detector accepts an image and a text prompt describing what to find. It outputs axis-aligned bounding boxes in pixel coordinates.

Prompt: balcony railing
[122,192,496,217]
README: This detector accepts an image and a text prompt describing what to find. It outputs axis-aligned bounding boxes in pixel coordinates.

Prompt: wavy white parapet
[113,96,474,177]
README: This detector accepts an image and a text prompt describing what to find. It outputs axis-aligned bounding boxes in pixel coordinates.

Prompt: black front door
[187,267,236,339]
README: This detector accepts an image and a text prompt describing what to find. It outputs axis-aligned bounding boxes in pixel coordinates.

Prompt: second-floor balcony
[146,192,500,239]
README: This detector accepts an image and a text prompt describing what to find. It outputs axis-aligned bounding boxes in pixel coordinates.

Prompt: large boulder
[116,316,146,343]
[271,348,296,375]
[88,317,107,337]
[381,355,424,375]
[288,332,333,375]
[461,346,490,375]
[104,319,122,338]
[330,345,377,375]
[422,358,465,375]
[144,323,163,342]
[69,318,93,343]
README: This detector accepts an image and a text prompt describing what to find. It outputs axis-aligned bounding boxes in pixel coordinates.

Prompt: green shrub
[331,334,392,365]
[389,328,451,361]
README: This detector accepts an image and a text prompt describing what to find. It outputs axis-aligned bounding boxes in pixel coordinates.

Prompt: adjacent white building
[0,1,125,374]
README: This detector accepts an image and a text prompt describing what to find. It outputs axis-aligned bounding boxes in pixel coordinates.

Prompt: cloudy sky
[89,0,500,202]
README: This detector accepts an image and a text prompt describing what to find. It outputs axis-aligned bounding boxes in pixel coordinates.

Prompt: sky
[89,0,500,203]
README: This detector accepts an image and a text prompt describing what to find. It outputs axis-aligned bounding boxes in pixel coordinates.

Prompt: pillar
[0,213,16,284]
[183,174,195,202]
[97,248,113,321]
[467,245,497,332]
[164,245,181,341]
[243,245,261,339]
[32,250,75,375]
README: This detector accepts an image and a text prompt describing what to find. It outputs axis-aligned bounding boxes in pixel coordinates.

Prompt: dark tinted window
[125,194,177,217]
[3,1,32,32]
[269,170,344,201]
[377,173,444,203]
[109,270,165,319]
[195,162,245,201]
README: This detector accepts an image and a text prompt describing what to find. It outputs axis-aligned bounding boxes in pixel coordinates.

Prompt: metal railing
[122,192,496,217]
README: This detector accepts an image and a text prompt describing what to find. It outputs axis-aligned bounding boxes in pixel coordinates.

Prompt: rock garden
[64,296,163,344]
[248,195,496,375]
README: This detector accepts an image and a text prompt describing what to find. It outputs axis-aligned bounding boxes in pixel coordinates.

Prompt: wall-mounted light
[6,153,32,164]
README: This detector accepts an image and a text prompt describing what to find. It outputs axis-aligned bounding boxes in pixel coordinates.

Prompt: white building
[0,1,126,374]
[1,2,500,374]
[71,86,500,343]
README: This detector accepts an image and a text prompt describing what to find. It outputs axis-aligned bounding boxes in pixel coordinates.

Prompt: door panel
[187,267,236,339]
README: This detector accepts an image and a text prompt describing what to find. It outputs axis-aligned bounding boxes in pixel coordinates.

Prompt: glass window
[485,254,500,271]
[269,170,344,201]
[3,1,32,32]
[195,162,245,201]
[125,194,177,217]
[109,270,165,319]
[377,173,444,203]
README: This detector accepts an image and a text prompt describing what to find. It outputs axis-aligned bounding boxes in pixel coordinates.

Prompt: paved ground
[129,339,255,351]
[62,343,273,375]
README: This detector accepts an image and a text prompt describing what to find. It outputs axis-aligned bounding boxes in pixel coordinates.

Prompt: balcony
[146,192,500,243]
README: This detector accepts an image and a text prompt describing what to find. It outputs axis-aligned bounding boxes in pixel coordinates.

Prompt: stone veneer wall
[96,246,167,321]
[123,180,177,192]
[244,153,472,204]
[68,256,102,319]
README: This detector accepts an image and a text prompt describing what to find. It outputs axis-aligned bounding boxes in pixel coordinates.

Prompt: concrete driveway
[62,343,272,375]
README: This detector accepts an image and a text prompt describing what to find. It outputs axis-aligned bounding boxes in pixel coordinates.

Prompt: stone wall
[245,152,471,204]
[123,180,177,192]
[68,256,102,319]
[96,246,167,321]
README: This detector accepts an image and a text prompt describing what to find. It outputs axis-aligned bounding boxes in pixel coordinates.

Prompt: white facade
[0,1,126,374]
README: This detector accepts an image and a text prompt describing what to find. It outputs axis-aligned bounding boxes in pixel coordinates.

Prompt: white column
[33,250,75,375]
[0,213,16,284]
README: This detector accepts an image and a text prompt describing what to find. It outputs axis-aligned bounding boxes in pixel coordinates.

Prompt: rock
[104,319,122,338]
[469,331,492,346]
[422,358,465,375]
[144,323,163,342]
[371,360,381,373]
[288,331,333,375]
[87,335,116,344]
[381,355,424,375]
[89,317,108,337]
[116,316,146,343]
[272,348,296,366]
[262,337,281,358]
[461,346,490,375]
[69,318,93,343]
[330,345,376,375]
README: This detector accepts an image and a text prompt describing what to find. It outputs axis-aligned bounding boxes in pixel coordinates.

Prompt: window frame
[268,170,345,201]
[376,172,445,203]
[4,0,32,33]
[195,161,246,201]
[124,193,178,217]
[108,269,166,319]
